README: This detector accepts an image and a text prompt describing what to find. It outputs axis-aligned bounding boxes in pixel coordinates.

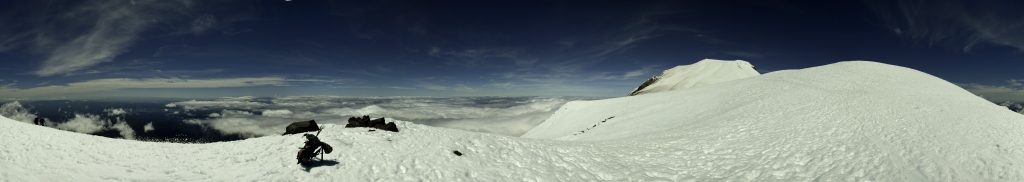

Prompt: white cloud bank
[104,108,129,116]
[169,96,269,111]
[173,96,600,137]
[0,101,38,123]
[144,122,155,132]
[0,77,287,99]
[0,101,137,139]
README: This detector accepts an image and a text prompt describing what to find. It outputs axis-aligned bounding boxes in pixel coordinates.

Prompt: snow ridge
[525,60,1024,180]
[628,59,760,96]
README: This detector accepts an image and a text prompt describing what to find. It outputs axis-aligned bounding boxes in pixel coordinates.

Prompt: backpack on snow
[296,129,333,164]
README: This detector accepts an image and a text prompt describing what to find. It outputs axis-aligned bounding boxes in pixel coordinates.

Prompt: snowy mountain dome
[628,59,761,96]
[4,60,1024,181]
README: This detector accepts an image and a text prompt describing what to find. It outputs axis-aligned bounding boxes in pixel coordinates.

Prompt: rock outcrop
[283,120,319,135]
[346,115,399,132]
[628,76,660,96]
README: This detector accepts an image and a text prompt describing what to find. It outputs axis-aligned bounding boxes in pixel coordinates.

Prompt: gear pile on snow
[345,115,399,132]
[297,133,332,164]
[283,120,320,135]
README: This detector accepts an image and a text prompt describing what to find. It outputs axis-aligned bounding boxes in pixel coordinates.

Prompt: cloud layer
[169,96,601,137]
[0,101,137,139]
[0,101,38,123]
[959,80,1024,102]
[0,77,287,99]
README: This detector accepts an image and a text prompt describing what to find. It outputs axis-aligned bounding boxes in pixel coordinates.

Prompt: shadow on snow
[301,160,339,172]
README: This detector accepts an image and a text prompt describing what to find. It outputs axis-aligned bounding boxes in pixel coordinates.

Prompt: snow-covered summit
[524,60,1024,180]
[628,59,760,96]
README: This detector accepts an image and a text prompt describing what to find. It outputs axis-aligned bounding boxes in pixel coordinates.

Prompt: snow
[629,59,759,96]
[4,60,1024,181]
[1,118,648,181]
[524,61,1024,180]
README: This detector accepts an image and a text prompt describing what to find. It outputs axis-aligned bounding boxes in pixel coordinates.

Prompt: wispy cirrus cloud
[386,86,417,90]
[335,69,384,77]
[722,51,765,58]
[0,1,245,77]
[418,82,449,90]
[624,64,662,79]
[452,84,476,92]
[1008,79,1023,87]
[547,8,686,74]
[429,47,538,67]
[191,14,218,35]
[587,14,663,58]
[866,0,1024,51]
[3,0,199,77]
[487,82,517,89]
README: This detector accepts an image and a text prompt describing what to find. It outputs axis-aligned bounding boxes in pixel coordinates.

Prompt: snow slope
[524,61,1024,180]
[628,59,760,96]
[4,61,1024,181]
[2,119,653,181]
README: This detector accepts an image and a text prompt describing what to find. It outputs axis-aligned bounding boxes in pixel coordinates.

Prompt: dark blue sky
[1,0,1022,101]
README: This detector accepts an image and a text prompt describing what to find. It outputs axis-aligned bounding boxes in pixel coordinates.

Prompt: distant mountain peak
[628,59,760,96]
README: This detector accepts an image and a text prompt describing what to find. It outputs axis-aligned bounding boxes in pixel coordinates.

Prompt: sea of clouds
[1,96,602,140]
[170,96,602,137]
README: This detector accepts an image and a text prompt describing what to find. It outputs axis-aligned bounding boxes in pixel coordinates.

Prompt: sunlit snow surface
[630,59,760,96]
[4,61,1024,181]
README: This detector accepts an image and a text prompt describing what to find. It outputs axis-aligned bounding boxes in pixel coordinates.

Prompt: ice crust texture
[4,61,1024,181]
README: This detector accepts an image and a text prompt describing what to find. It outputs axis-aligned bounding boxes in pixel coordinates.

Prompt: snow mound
[628,59,760,96]
[524,61,1024,180]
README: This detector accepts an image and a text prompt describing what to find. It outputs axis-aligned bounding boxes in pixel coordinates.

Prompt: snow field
[2,118,696,181]
[525,61,1024,180]
[0,116,847,182]
[4,60,1024,181]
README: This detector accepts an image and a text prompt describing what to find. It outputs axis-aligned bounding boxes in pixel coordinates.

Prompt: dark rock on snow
[345,115,399,132]
[453,150,463,156]
[628,75,661,96]
[283,120,320,135]
[369,118,386,127]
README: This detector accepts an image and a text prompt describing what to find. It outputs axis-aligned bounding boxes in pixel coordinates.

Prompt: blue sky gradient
[1,0,1023,101]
